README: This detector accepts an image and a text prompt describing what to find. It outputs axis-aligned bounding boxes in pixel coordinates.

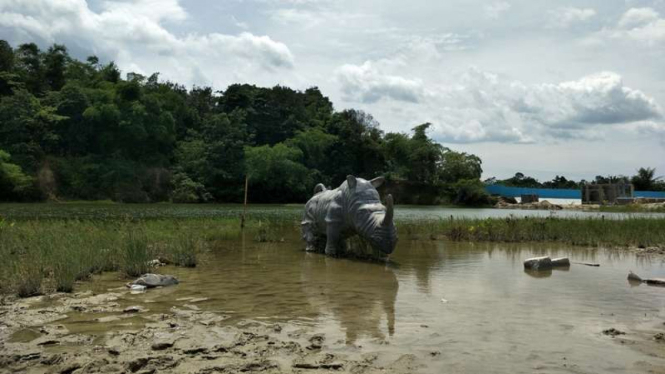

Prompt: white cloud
[549,7,596,28]
[592,7,665,45]
[484,1,511,20]
[271,8,325,28]
[617,7,659,29]
[0,0,294,85]
[337,62,662,144]
[335,61,424,104]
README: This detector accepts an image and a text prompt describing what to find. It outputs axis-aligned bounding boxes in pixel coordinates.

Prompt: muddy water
[26,230,665,373]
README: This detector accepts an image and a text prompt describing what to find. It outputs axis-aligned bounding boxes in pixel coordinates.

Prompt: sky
[1,0,664,181]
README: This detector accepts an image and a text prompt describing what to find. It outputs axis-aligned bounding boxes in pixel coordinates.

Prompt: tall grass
[400,216,665,248]
[121,228,151,277]
[170,234,199,267]
[0,214,299,297]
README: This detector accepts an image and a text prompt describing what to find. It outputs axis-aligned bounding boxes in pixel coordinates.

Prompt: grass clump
[170,234,199,267]
[121,228,151,278]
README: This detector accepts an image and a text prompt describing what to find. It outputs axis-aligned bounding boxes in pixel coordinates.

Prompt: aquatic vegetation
[0,210,301,296]
[400,216,665,248]
[121,228,152,277]
[170,234,200,268]
[1,203,665,298]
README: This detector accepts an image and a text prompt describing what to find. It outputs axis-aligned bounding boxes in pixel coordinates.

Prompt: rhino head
[346,175,398,255]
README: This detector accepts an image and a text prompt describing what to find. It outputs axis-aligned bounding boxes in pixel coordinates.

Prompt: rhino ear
[346,175,357,189]
[313,183,326,195]
[370,177,385,188]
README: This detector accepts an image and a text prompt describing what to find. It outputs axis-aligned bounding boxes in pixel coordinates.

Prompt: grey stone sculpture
[301,175,397,256]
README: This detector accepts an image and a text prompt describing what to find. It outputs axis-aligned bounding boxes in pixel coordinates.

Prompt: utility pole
[241,175,249,229]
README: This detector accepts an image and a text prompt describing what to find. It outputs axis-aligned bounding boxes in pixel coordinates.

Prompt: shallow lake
[1,202,665,220]
[59,228,665,373]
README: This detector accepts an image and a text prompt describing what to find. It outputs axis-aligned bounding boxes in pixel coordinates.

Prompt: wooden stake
[241,175,249,229]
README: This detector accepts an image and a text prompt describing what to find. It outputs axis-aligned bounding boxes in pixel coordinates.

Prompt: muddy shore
[0,289,424,374]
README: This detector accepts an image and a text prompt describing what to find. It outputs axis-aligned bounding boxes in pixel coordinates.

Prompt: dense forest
[0,41,489,205]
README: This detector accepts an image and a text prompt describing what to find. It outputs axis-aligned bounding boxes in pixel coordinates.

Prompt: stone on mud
[129,274,179,288]
[123,305,144,313]
[603,328,626,337]
[628,271,665,286]
[523,256,553,270]
[151,340,175,351]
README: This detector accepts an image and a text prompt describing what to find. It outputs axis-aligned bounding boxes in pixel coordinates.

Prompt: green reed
[0,213,300,297]
[399,216,665,248]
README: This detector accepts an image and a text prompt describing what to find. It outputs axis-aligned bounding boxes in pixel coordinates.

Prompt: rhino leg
[325,223,344,256]
[301,221,316,251]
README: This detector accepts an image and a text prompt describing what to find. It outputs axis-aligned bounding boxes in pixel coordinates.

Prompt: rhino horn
[383,194,394,226]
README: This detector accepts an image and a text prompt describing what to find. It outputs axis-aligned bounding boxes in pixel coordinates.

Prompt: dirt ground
[0,290,425,374]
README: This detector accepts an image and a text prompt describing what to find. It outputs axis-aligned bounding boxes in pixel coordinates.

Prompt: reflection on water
[70,229,665,373]
[300,253,398,343]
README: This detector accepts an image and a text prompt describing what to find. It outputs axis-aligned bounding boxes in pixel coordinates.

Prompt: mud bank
[0,290,423,374]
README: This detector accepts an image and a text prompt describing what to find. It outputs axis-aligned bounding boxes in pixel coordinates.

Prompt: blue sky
[1,0,664,181]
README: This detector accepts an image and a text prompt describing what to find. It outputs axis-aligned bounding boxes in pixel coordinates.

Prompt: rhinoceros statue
[301,175,397,256]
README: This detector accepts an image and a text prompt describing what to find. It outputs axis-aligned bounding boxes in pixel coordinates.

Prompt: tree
[406,123,443,184]
[501,172,541,188]
[14,43,45,95]
[285,128,337,171]
[0,40,14,72]
[325,109,385,183]
[0,40,500,204]
[0,150,33,201]
[631,167,661,191]
[44,44,69,91]
[438,147,482,184]
[245,143,312,202]
[542,175,579,189]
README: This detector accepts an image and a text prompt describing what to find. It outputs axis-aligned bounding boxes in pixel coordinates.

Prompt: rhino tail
[313,183,327,195]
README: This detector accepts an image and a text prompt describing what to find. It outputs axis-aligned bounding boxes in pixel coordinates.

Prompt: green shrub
[452,179,493,206]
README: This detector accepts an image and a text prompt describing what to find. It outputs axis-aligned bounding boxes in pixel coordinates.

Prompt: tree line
[0,41,488,205]
[490,168,664,191]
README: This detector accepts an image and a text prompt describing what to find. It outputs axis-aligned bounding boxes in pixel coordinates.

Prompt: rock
[524,256,553,270]
[127,357,149,372]
[130,274,179,288]
[123,306,143,313]
[147,259,166,267]
[107,348,120,356]
[307,334,325,350]
[627,271,665,286]
[36,339,60,346]
[129,284,147,292]
[40,354,63,366]
[551,257,570,267]
[151,341,175,351]
[602,328,626,337]
[628,271,643,282]
[655,333,664,341]
[59,362,82,374]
